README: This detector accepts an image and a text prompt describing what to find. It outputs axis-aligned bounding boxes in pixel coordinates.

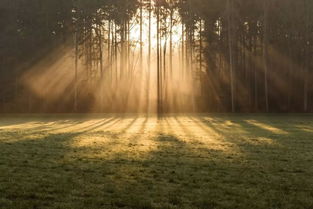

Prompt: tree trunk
[157,5,161,115]
[146,0,152,113]
[263,0,269,112]
[227,0,235,112]
[303,0,309,112]
[74,31,78,112]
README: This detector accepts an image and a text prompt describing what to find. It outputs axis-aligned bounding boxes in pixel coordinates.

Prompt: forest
[1,1,313,209]
[1,0,313,113]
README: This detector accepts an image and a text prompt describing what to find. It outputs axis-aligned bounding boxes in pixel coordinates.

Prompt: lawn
[0,114,313,209]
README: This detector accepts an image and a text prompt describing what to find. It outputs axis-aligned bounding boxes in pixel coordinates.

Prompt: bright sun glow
[129,10,183,49]
[22,6,202,113]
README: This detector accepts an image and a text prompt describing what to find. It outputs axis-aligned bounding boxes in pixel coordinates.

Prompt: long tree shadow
[0,115,313,209]
[94,131,313,209]
[0,131,84,208]
[192,115,313,204]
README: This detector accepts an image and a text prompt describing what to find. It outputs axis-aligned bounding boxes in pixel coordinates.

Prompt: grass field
[0,114,313,209]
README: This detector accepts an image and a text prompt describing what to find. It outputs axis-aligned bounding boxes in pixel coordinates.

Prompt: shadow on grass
[0,115,313,209]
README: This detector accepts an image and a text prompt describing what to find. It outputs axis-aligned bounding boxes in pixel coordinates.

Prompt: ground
[0,114,313,209]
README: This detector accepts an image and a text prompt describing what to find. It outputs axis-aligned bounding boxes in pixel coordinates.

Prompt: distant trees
[1,0,313,113]
[187,0,313,112]
[0,0,72,112]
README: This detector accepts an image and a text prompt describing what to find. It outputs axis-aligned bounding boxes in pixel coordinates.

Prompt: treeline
[0,0,73,112]
[0,0,312,113]
[189,0,313,112]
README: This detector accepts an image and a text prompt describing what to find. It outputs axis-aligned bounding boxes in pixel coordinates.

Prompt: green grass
[0,114,313,209]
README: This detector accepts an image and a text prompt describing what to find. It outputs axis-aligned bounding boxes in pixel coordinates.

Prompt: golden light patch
[246,120,288,135]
